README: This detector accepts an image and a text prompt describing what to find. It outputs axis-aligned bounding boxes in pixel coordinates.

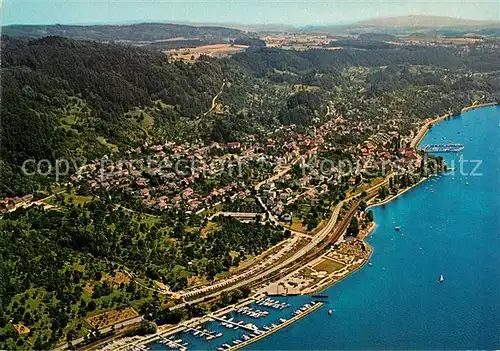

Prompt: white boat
[394,226,400,231]
[215,333,223,338]
[279,318,287,323]
[328,309,333,315]
[439,274,445,283]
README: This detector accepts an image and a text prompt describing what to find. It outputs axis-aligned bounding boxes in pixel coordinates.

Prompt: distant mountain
[357,15,499,28]
[1,22,247,42]
[301,15,499,35]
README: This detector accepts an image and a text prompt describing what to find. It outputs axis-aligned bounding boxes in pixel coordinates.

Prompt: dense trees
[0,198,286,348]
[1,36,499,197]
[1,33,499,348]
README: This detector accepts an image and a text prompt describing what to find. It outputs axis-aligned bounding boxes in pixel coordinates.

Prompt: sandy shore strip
[411,102,498,148]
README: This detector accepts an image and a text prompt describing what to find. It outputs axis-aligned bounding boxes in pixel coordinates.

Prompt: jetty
[159,336,188,350]
[210,316,260,332]
[422,143,464,153]
[224,301,323,350]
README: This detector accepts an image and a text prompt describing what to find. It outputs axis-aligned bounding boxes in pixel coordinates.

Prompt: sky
[1,0,499,26]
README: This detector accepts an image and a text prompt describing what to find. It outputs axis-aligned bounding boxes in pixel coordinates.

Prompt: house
[227,142,241,149]
[281,213,293,223]
[21,194,34,203]
[320,184,329,193]
[155,201,168,210]
[183,187,194,199]
[306,189,317,199]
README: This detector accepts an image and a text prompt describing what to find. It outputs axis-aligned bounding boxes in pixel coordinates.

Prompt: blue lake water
[249,105,500,350]
[151,106,500,350]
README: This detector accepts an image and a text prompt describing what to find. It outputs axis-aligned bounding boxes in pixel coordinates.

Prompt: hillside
[1,32,500,350]
[1,35,499,198]
[1,22,246,42]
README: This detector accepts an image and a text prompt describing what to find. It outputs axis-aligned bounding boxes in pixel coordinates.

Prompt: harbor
[422,143,464,153]
[138,297,323,351]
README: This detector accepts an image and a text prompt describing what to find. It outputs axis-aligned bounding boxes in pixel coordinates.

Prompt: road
[61,168,392,350]
[171,175,391,310]
[55,316,144,351]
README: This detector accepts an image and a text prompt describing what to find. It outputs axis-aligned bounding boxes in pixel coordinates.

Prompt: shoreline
[98,103,496,351]
[307,102,499,295]
[411,102,498,149]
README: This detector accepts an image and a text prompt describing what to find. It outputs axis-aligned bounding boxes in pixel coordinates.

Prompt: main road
[171,175,391,310]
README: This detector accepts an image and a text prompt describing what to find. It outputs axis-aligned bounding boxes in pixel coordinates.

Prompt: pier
[186,326,223,340]
[210,316,261,332]
[224,302,324,350]
[422,143,464,153]
[159,336,188,350]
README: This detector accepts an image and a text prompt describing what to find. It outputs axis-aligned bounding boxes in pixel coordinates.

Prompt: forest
[1,33,499,348]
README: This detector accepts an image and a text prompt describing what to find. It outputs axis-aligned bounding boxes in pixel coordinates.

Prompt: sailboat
[439,274,445,283]
[328,309,333,315]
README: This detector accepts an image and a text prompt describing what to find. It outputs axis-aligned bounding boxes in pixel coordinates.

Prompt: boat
[439,274,445,283]
[328,309,333,315]
[368,262,372,266]
[394,226,400,231]
[279,318,287,323]
[217,348,224,351]
[215,332,223,338]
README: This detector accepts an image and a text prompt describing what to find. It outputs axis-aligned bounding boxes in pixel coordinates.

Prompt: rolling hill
[1,22,247,42]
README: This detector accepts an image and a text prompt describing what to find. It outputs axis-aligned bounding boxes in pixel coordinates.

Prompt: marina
[422,143,464,153]
[247,105,500,350]
[146,297,323,351]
